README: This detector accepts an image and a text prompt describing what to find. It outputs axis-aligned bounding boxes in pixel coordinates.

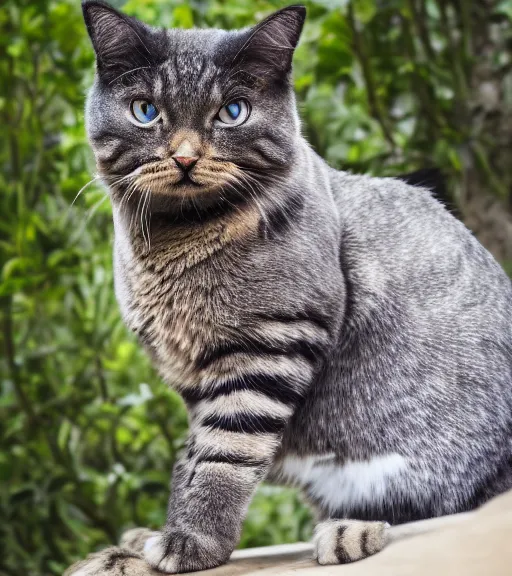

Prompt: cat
[82,1,512,573]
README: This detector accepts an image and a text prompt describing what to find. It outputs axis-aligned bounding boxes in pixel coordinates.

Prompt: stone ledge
[66,489,512,576]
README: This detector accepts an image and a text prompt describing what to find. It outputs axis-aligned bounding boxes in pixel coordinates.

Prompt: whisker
[226,174,269,235]
[118,179,139,211]
[68,191,109,245]
[141,188,152,254]
[244,170,301,234]
[65,175,102,223]
[191,194,202,220]
[140,189,148,249]
[232,167,301,238]
[219,186,247,219]
[70,175,101,207]
[132,186,145,239]
[106,172,139,190]
[145,187,152,253]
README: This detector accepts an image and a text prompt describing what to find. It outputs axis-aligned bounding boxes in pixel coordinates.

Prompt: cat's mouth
[127,157,241,199]
[177,173,201,187]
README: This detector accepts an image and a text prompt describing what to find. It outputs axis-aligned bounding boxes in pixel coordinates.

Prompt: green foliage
[1,1,511,575]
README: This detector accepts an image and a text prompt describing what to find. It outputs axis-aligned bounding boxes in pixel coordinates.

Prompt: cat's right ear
[230,6,306,84]
[82,1,154,83]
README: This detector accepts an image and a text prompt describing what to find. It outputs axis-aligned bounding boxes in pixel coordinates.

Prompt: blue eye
[217,100,250,127]
[131,99,160,125]
[227,102,240,119]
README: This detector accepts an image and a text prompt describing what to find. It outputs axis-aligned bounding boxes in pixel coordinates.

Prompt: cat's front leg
[314,519,389,565]
[143,451,268,573]
[144,354,313,573]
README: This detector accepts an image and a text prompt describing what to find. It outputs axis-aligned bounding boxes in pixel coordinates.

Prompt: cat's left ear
[82,0,158,83]
[232,5,306,82]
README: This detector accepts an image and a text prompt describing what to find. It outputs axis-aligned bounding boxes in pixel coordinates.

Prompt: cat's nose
[172,140,199,172]
[173,155,198,171]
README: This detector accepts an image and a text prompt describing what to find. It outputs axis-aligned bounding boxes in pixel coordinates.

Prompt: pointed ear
[233,5,306,83]
[82,0,156,83]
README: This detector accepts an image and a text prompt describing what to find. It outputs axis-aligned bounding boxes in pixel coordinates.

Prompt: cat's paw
[144,530,229,574]
[313,519,389,565]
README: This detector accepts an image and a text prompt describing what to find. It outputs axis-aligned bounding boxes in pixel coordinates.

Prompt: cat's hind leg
[313,519,389,565]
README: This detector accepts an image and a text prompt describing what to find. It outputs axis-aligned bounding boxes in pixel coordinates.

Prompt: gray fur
[82,1,512,572]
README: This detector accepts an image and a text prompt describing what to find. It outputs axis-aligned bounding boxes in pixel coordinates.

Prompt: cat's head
[82,1,305,215]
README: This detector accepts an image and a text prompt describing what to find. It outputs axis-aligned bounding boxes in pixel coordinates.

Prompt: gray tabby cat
[82,1,512,573]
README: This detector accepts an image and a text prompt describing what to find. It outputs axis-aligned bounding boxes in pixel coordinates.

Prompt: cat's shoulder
[329,170,449,218]
[327,169,479,261]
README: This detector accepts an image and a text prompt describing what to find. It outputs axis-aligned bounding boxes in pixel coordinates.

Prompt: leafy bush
[1,1,510,574]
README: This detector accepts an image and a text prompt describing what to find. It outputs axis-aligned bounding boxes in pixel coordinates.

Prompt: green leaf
[353,0,377,23]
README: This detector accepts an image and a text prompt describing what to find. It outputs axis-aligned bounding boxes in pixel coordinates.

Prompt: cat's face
[83,1,305,214]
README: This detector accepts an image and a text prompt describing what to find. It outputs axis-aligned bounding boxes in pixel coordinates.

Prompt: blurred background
[1,0,511,574]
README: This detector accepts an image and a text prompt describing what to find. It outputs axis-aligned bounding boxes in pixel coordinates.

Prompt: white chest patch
[279,453,408,514]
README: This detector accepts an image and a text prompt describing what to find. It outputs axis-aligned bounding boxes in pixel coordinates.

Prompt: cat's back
[330,171,512,312]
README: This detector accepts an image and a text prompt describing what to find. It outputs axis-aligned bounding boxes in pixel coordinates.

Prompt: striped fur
[114,202,331,572]
[314,520,389,565]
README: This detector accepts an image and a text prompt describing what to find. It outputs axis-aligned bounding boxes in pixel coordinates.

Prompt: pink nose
[173,156,198,171]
